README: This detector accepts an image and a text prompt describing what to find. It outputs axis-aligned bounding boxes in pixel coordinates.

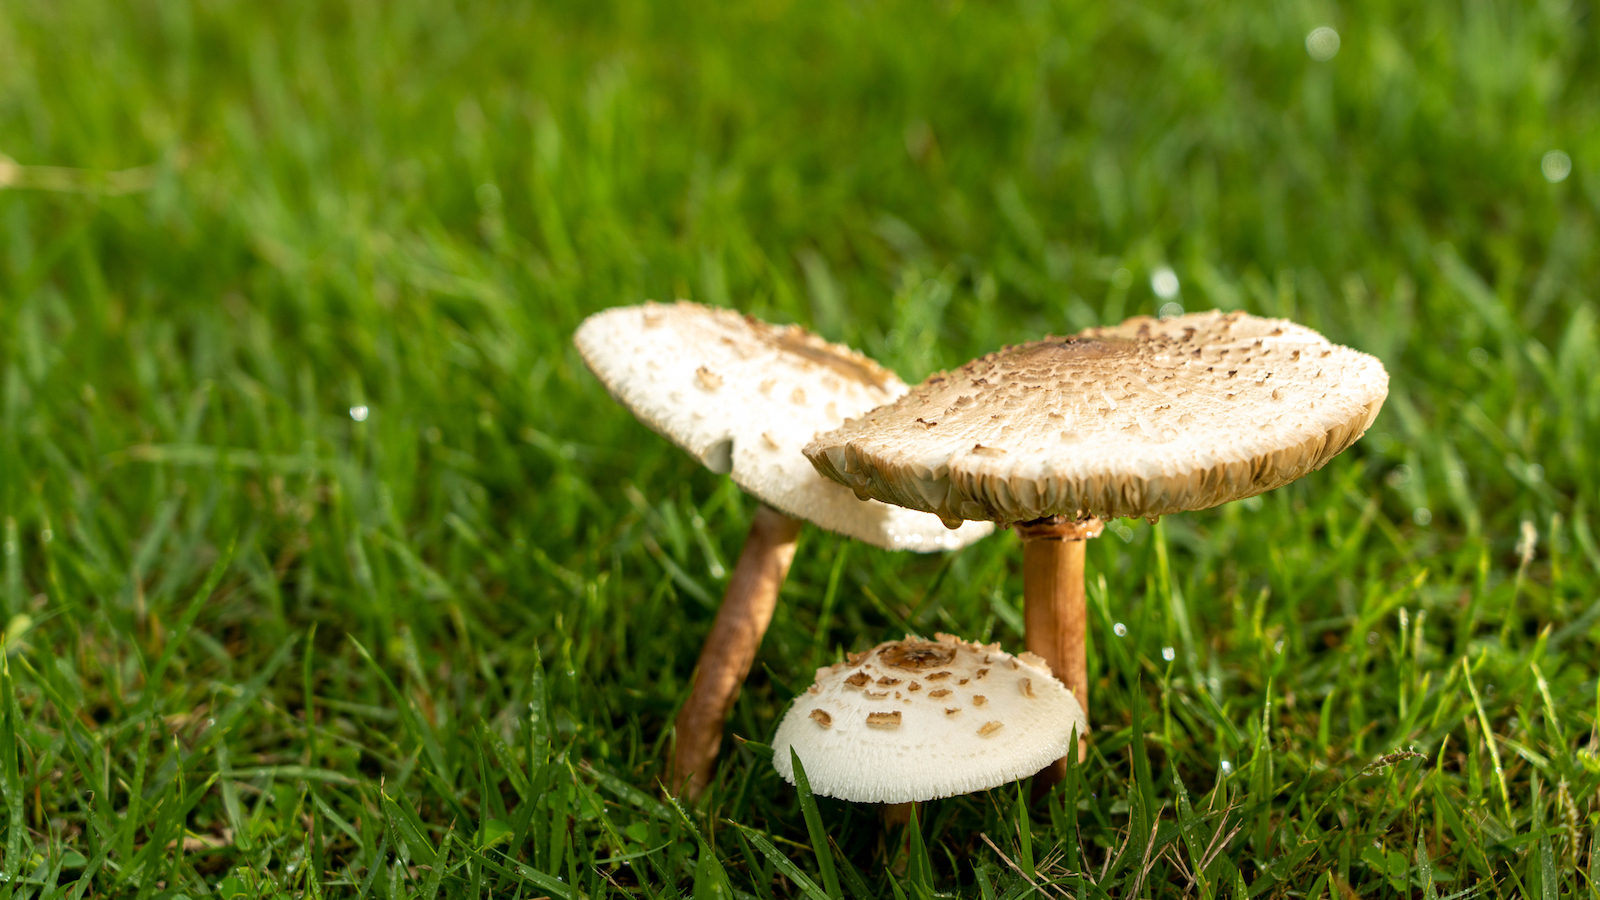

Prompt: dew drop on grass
[1366,632,1379,646]
[350,405,370,422]
[1542,150,1572,183]
[1220,760,1233,775]
[1113,622,1128,637]
[1274,640,1284,654]
[1305,26,1340,61]
[1151,266,1180,299]
[1413,507,1432,526]
[1161,647,1175,661]
[40,529,52,543]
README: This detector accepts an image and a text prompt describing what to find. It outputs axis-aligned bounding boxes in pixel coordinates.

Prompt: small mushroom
[574,302,995,799]
[772,633,1086,804]
[805,310,1388,785]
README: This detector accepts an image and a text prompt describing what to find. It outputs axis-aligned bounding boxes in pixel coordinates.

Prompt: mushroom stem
[669,504,803,800]
[1019,516,1103,788]
[883,801,916,828]
[883,801,918,875]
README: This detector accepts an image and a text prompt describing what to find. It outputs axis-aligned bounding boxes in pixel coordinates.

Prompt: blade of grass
[789,749,842,900]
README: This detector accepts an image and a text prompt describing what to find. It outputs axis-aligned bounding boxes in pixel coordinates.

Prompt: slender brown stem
[883,802,917,875]
[882,801,915,828]
[668,504,802,800]
[1019,516,1102,790]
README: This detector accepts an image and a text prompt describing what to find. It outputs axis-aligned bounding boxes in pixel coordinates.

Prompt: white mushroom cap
[574,302,992,551]
[805,310,1389,524]
[771,634,1086,803]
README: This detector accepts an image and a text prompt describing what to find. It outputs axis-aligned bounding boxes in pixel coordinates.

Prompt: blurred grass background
[0,0,1597,895]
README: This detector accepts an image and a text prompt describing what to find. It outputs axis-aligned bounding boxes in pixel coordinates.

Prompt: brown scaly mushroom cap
[575,302,993,549]
[804,310,1389,524]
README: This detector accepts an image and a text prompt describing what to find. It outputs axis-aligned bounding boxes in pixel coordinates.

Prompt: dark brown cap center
[880,642,958,670]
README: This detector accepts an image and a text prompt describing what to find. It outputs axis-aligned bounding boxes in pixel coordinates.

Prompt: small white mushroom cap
[805,310,1389,524]
[574,302,993,551]
[772,634,1086,803]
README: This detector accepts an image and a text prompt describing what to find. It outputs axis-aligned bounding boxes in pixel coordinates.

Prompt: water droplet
[1161,646,1176,662]
[1113,622,1128,637]
[1151,266,1180,300]
[1305,26,1340,61]
[1413,507,1432,526]
[1366,632,1379,646]
[1110,268,1133,290]
[349,405,370,422]
[1542,150,1572,183]
[1274,640,1285,654]
[39,529,52,543]
[1220,760,1233,774]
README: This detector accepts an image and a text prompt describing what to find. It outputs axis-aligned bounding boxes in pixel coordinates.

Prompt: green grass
[0,0,1597,895]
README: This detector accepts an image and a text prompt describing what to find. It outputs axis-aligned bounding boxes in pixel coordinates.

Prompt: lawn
[0,0,1597,896]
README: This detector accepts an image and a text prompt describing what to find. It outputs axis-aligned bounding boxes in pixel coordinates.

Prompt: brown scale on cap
[908,682,922,691]
[876,676,903,687]
[1017,651,1051,674]
[809,709,833,728]
[928,689,951,699]
[844,672,870,688]
[944,707,961,717]
[1019,679,1036,699]
[864,690,890,699]
[973,695,988,706]
[866,711,902,728]
[975,668,989,680]
[978,721,1004,737]
[695,366,723,391]
[925,671,952,681]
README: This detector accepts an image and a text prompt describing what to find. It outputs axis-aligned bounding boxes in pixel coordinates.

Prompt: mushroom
[804,310,1389,782]
[573,302,993,799]
[772,633,1086,803]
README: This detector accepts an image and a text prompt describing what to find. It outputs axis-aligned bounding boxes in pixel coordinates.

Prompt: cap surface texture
[805,310,1389,524]
[771,634,1086,803]
[574,302,992,550]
